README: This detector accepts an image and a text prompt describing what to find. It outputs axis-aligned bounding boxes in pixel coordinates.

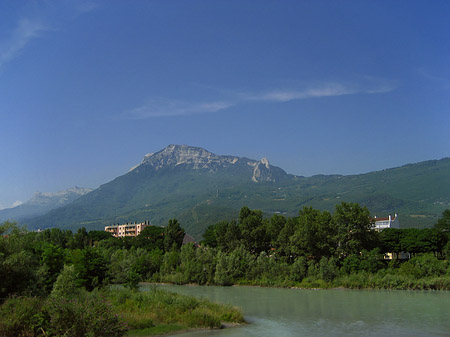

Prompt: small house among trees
[373,213,399,231]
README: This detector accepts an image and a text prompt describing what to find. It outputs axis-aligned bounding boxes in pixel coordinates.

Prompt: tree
[238,207,270,254]
[266,214,286,247]
[69,227,90,249]
[215,220,241,252]
[379,228,402,252]
[291,207,336,260]
[40,243,65,291]
[334,202,376,258]
[201,224,218,248]
[400,228,446,255]
[275,217,296,260]
[164,219,185,251]
[137,225,165,251]
[70,248,108,291]
[435,209,450,232]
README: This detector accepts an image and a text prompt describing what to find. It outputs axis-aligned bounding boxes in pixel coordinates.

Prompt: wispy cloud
[417,68,450,89]
[0,1,99,71]
[246,80,398,103]
[246,83,358,102]
[124,79,398,119]
[126,98,234,119]
[0,18,49,70]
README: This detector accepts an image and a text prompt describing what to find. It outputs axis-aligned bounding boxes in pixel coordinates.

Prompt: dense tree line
[1,203,449,303]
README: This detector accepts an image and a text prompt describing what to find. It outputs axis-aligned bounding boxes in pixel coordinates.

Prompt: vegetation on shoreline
[0,203,449,335]
[0,286,243,337]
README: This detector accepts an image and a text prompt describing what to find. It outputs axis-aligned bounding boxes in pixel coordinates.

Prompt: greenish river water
[149,285,450,337]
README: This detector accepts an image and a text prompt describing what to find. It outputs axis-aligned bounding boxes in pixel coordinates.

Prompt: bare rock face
[252,157,276,182]
[138,144,240,171]
[132,144,286,182]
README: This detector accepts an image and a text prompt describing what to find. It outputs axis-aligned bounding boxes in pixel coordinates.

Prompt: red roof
[374,215,396,222]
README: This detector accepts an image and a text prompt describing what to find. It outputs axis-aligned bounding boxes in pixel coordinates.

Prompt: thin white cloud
[249,83,357,102]
[0,18,49,70]
[417,68,450,89]
[0,1,99,71]
[126,98,234,119]
[75,1,100,13]
[124,79,398,119]
[246,80,397,103]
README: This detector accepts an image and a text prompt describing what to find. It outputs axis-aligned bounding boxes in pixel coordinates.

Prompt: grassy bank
[109,287,244,336]
[232,272,450,290]
[0,288,244,337]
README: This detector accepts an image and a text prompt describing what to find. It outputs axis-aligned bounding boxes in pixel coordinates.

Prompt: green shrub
[184,309,220,328]
[290,256,308,282]
[45,291,127,337]
[51,264,81,298]
[0,296,49,337]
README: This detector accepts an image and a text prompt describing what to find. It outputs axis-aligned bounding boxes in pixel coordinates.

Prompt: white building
[373,213,399,231]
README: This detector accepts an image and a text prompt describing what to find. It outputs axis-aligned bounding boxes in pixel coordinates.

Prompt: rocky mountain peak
[28,187,93,205]
[130,144,287,183]
[138,144,239,171]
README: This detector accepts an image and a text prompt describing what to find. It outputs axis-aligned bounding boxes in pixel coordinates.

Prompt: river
[147,284,450,337]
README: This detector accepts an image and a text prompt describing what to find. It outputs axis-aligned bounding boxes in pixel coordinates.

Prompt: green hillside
[25,146,450,239]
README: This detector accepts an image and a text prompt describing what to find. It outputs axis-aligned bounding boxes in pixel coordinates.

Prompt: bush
[400,253,448,278]
[0,296,49,337]
[51,264,81,298]
[45,291,127,337]
[319,257,339,282]
[290,256,308,282]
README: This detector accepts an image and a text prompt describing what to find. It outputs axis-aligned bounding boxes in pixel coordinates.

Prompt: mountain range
[0,187,92,223]
[6,145,450,239]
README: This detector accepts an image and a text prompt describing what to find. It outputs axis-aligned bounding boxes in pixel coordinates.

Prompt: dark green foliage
[0,296,48,337]
[164,219,185,251]
[400,228,446,254]
[0,292,127,337]
[319,257,339,282]
[290,256,308,282]
[70,248,108,291]
[137,225,165,251]
[275,217,296,260]
[88,230,113,243]
[358,249,385,273]
[334,202,377,257]
[238,207,270,254]
[435,209,450,232]
[200,224,217,247]
[399,253,449,278]
[291,207,336,260]
[39,243,65,292]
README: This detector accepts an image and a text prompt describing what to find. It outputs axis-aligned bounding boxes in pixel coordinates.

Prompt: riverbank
[231,272,450,290]
[154,270,450,291]
[0,287,244,337]
[112,287,244,337]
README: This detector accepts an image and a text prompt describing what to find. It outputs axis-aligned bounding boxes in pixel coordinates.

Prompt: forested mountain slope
[26,145,450,238]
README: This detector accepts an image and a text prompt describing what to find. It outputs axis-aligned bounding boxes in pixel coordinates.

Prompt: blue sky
[1,0,449,209]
